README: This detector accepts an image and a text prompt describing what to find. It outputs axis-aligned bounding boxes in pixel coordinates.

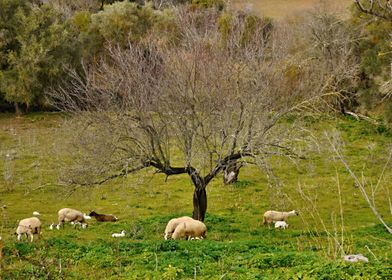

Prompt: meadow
[0,113,391,279]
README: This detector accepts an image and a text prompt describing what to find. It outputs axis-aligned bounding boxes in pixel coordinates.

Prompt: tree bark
[192,186,207,222]
[14,102,22,117]
[223,161,242,185]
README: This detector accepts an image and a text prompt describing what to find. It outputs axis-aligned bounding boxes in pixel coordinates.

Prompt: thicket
[0,0,390,120]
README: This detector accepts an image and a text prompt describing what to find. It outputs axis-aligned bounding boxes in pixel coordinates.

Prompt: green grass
[0,113,392,279]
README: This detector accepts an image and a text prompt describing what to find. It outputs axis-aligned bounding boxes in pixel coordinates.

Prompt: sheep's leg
[29,232,34,242]
[17,234,21,241]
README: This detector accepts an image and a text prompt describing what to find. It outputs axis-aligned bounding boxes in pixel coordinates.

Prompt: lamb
[164,216,194,240]
[274,221,289,229]
[263,210,298,226]
[57,208,88,229]
[172,220,207,240]
[112,230,126,238]
[89,211,118,222]
[15,217,42,242]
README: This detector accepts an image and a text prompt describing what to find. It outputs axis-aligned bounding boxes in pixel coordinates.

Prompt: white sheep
[274,221,289,229]
[15,217,42,242]
[32,211,40,216]
[172,220,207,240]
[164,216,194,240]
[263,210,298,226]
[57,208,88,229]
[83,214,92,220]
[112,230,126,238]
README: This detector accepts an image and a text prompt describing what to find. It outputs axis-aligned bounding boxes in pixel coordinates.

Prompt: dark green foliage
[350,4,392,119]
[0,0,78,111]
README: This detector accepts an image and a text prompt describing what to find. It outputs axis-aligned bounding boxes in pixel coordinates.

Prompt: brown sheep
[89,211,118,222]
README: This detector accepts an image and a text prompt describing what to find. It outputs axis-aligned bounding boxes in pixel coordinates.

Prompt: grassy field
[0,113,392,279]
[232,0,353,19]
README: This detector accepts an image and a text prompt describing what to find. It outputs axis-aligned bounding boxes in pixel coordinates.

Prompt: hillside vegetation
[233,0,352,19]
[0,113,391,279]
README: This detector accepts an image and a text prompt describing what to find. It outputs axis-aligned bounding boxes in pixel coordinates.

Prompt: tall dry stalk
[326,132,392,234]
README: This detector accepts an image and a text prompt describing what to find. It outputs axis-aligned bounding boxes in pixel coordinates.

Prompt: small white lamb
[112,230,126,238]
[274,221,289,229]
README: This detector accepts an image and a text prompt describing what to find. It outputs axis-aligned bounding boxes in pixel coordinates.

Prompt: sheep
[112,230,126,238]
[263,210,298,226]
[274,221,289,229]
[164,216,194,240]
[15,217,42,242]
[172,220,207,240]
[83,214,92,220]
[89,211,118,222]
[33,211,40,216]
[57,208,88,229]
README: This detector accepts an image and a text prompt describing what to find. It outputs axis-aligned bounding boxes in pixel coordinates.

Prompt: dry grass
[231,0,353,19]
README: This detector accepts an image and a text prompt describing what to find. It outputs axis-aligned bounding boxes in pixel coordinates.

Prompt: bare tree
[51,8,350,221]
[354,0,392,21]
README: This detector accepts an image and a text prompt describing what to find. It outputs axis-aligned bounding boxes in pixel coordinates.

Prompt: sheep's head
[88,211,97,217]
[294,210,299,216]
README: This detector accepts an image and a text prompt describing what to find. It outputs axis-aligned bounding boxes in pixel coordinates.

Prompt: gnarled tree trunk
[192,186,207,221]
[223,161,242,185]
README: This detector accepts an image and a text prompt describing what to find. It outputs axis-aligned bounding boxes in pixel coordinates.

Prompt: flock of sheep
[12,208,299,242]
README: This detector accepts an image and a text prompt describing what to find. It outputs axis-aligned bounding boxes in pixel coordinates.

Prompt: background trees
[50,6,359,220]
[0,0,78,114]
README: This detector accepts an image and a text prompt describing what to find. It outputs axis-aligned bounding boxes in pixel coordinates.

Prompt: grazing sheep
[33,211,40,216]
[164,216,194,240]
[89,211,118,222]
[15,217,42,242]
[57,208,88,229]
[263,210,298,226]
[274,221,289,229]
[172,220,207,240]
[112,230,126,238]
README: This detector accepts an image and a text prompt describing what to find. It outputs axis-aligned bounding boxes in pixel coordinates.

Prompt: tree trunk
[14,102,22,117]
[192,186,207,222]
[223,161,242,185]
